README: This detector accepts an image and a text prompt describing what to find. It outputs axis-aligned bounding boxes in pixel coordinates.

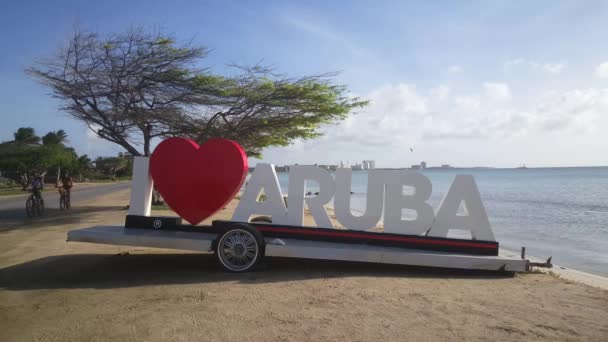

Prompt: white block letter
[383,172,434,235]
[334,168,384,231]
[428,175,495,241]
[232,164,287,224]
[128,157,153,217]
[286,166,335,228]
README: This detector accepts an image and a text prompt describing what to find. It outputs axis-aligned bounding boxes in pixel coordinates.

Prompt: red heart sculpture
[150,137,248,225]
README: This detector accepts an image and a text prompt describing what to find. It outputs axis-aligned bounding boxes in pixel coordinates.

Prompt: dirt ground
[0,186,607,341]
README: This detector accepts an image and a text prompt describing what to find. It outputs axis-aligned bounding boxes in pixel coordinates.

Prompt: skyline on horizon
[249,161,607,169]
[1,0,607,168]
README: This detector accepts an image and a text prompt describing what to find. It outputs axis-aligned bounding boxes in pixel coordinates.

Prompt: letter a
[232,164,287,224]
[428,175,495,241]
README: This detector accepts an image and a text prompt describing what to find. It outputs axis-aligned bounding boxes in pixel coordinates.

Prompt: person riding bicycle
[30,172,44,199]
[60,171,73,203]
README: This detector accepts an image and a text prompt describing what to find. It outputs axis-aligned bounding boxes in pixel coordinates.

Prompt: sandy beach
[1,184,607,341]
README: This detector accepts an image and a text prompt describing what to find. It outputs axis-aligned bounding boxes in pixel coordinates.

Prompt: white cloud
[448,65,463,73]
[429,85,451,102]
[503,59,566,74]
[595,62,608,78]
[532,88,608,132]
[300,83,605,149]
[254,80,608,167]
[454,95,481,111]
[541,63,566,74]
[483,82,512,101]
[503,58,525,70]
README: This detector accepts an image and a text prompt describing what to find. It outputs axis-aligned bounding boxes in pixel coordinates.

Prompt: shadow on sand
[0,253,514,291]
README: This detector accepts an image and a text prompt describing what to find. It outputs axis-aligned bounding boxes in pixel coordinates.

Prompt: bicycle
[59,187,71,210]
[26,191,45,217]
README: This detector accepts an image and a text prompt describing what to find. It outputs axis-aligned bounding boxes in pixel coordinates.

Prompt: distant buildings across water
[410,161,453,170]
[258,160,377,173]
[249,160,462,173]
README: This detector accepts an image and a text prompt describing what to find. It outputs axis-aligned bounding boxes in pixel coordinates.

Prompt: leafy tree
[76,154,92,172]
[0,128,79,187]
[182,66,367,157]
[94,156,128,179]
[28,27,367,157]
[37,145,79,171]
[13,127,40,145]
[42,129,68,146]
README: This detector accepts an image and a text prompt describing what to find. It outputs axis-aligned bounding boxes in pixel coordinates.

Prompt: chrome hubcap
[219,229,258,271]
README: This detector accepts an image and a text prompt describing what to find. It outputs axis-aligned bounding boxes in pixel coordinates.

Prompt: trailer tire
[214,224,264,273]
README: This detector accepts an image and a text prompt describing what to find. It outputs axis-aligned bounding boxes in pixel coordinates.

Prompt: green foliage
[42,129,68,146]
[0,128,76,176]
[77,155,93,171]
[13,127,40,144]
[0,142,77,174]
[155,37,174,45]
[94,157,128,178]
[0,127,119,182]
[187,70,368,158]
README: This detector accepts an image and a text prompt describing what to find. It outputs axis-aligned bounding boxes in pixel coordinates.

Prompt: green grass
[0,188,27,196]
[151,203,171,210]
[0,186,56,197]
[84,177,132,183]
[121,203,171,211]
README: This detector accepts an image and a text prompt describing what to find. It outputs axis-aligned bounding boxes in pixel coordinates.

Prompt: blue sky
[1,0,607,167]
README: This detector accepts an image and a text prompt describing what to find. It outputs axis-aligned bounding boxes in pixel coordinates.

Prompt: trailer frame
[67,216,527,273]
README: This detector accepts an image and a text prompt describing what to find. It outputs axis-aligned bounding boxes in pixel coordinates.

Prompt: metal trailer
[67,215,528,273]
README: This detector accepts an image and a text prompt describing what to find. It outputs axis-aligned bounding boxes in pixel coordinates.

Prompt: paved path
[0,182,130,224]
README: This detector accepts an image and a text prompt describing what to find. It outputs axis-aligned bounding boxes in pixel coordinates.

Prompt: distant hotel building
[318,164,337,171]
[411,161,427,170]
[362,160,375,170]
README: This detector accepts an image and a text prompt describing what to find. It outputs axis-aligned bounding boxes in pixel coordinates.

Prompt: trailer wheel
[215,224,264,272]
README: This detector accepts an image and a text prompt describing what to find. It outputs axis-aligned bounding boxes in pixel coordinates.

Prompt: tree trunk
[143,124,152,156]
[144,139,150,157]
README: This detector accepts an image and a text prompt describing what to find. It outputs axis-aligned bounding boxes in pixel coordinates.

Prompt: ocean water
[270,167,608,276]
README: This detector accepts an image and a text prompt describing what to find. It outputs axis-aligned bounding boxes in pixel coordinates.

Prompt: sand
[1,186,607,341]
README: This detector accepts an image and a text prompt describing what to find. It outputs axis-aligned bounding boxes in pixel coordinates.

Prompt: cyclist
[60,171,73,206]
[30,171,44,206]
[31,172,44,199]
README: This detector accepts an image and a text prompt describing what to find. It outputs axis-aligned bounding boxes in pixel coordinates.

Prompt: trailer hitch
[521,247,553,271]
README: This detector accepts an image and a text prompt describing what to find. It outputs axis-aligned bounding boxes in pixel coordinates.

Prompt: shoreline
[499,248,608,290]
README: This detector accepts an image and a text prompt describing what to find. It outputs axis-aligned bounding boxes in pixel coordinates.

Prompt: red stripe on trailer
[256,226,497,249]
